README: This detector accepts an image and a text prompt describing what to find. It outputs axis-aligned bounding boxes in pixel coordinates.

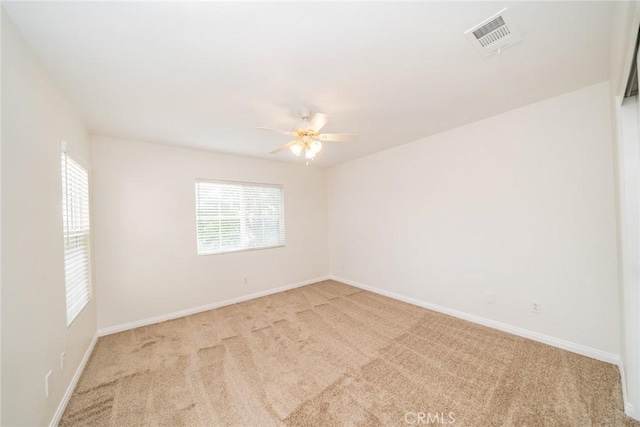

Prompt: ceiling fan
[259,108,358,162]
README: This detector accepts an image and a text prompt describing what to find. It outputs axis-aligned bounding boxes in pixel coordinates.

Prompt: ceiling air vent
[465,9,521,57]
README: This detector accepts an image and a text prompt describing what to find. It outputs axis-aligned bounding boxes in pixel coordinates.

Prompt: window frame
[61,148,92,327]
[195,179,286,256]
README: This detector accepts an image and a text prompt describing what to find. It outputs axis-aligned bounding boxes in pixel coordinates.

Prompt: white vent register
[465,9,521,57]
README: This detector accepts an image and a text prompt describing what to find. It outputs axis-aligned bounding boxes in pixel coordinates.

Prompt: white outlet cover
[61,352,66,371]
[532,301,542,314]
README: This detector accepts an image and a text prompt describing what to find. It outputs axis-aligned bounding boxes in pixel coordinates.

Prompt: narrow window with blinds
[195,180,285,255]
[61,151,92,326]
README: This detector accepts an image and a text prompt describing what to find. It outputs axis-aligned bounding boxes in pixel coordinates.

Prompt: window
[195,180,285,255]
[61,151,91,326]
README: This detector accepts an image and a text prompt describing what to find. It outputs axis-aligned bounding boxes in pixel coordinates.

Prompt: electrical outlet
[484,291,495,304]
[243,276,248,285]
[532,301,542,314]
[61,352,66,371]
[45,370,52,397]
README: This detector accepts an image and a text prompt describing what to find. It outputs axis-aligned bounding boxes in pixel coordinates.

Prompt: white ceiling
[4,1,614,167]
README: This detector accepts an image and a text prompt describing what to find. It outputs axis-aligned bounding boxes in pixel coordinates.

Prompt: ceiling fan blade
[318,133,359,142]
[258,127,294,136]
[308,113,329,132]
[269,140,298,154]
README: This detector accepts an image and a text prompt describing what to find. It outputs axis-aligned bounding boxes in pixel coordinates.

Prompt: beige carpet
[60,280,636,426]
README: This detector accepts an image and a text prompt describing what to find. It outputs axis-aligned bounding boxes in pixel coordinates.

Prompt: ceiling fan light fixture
[310,140,322,154]
[304,147,316,160]
[290,143,303,156]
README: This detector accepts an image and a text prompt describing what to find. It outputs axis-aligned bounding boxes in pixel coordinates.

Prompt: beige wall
[1,12,97,426]
[327,82,620,355]
[91,136,328,330]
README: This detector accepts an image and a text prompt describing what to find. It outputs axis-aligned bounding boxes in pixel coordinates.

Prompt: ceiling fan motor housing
[294,123,313,134]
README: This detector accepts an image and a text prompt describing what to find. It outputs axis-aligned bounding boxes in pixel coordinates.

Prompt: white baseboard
[330,275,621,365]
[98,276,330,336]
[618,361,635,419]
[49,333,99,427]
[625,402,635,419]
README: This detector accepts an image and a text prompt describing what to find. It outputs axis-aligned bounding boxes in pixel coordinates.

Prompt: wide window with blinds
[195,180,285,255]
[61,151,92,326]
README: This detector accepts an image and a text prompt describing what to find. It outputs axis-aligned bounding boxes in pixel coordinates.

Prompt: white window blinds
[61,152,92,326]
[195,180,285,255]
